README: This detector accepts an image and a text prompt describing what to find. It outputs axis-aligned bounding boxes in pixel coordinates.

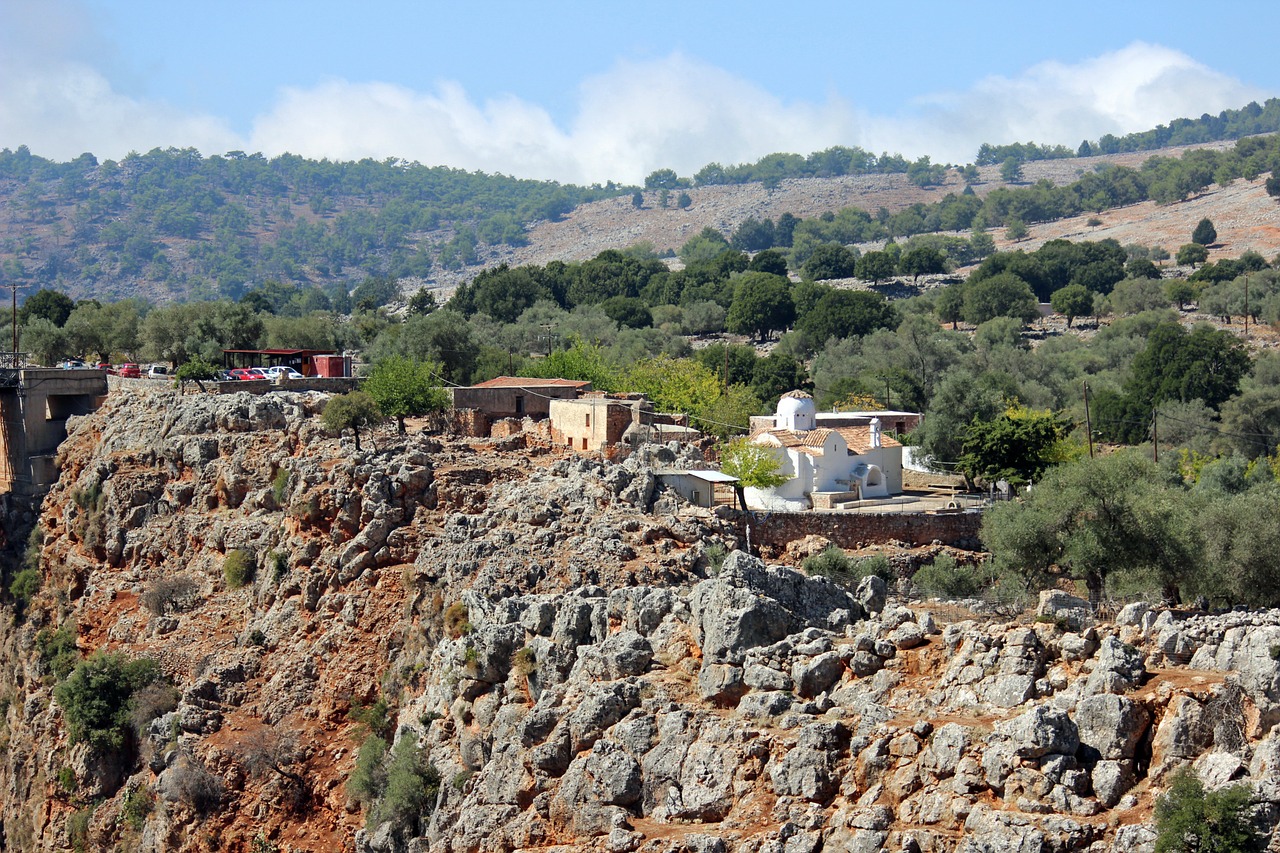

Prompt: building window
[581,437,588,450]
[515,395,524,414]
[585,413,591,428]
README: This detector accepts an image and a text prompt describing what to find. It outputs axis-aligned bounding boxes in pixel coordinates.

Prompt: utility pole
[1083,381,1094,459]
[1244,274,1250,340]
[1151,408,1158,464]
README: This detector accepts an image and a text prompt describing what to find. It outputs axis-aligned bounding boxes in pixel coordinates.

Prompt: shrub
[128,681,180,738]
[368,737,441,833]
[1154,769,1260,852]
[121,785,154,830]
[511,647,536,677]
[8,568,41,607]
[271,468,291,507]
[803,547,895,586]
[57,766,76,793]
[139,574,201,615]
[347,734,388,808]
[443,601,472,638]
[54,652,161,752]
[348,696,393,740]
[71,484,107,549]
[270,551,288,583]
[171,755,224,815]
[911,554,987,599]
[67,806,93,853]
[36,623,79,680]
[223,550,255,590]
[248,629,267,648]
[702,542,728,575]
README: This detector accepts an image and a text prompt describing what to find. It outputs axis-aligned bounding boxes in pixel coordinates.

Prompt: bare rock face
[3,385,1280,853]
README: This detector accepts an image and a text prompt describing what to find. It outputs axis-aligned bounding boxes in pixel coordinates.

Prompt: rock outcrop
[0,385,1277,852]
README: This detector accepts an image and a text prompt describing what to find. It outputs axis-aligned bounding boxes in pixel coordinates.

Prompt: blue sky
[3,0,1278,184]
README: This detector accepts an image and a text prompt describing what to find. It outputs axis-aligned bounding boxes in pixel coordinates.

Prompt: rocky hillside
[0,386,1278,852]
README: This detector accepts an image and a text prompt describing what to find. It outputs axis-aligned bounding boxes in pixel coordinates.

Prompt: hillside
[0,137,1272,308]
[0,385,1277,851]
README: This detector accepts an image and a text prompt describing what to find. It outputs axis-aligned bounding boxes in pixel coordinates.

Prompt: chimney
[869,417,881,449]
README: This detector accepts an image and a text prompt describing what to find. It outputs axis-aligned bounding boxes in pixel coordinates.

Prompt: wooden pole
[1152,408,1158,464]
[1083,382,1094,459]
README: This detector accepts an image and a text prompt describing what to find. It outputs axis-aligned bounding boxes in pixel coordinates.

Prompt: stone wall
[213,377,363,395]
[729,508,984,550]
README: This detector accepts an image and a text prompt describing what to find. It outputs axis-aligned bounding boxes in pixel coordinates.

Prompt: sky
[3,0,1279,186]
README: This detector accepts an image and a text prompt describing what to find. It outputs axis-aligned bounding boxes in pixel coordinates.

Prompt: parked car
[60,360,86,369]
[215,370,236,381]
[146,365,169,379]
[265,366,304,380]
[228,367,267,381]
[93,362,112,371]
[117,363,141,378]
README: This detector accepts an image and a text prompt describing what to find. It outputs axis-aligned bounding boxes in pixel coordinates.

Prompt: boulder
[1037,590,1093,631]
[997,705,1079,759]
[1075,694,1149,760]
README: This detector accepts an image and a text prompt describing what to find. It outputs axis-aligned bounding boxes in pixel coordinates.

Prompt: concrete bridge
[0,365,107,494]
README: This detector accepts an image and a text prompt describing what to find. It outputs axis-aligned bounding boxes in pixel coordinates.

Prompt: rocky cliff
[0,386,1277,852]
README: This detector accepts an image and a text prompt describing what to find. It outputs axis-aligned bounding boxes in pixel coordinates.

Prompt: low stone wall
[213,378,362,395]
[728,508,984,550]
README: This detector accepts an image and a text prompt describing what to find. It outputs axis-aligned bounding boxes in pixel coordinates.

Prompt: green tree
[1005,217,1029,241]
[747,249,788,276]
[363,356,450,434]
[175,356,219,392]
[521,338,621,391]
[322,391,383,451]
[982,452,1200,604]
[725,273,794,341]
[1000,157,1024,183]
[798,288,898,345]
[19,289,75,327]
[962,273,1039,325]
[856,251,897,283]
[1154,770,1261,853]
[1177,243,1210,267]
[801,244,858,281]
[21,317,69,365]
[719,437,790,488]
[900,247,948,282]
[957,405,1074,486]
[935,285,965,328]
[55,652,161,752]
[1191,218,1218,247]
[644,169,680,189]
[1128,322,1250,411]
[1050,284,1095,327]
[678,227,731,265]
[1165,280,1197,310]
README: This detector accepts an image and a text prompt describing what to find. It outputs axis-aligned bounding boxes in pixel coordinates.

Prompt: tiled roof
[469,376,592,389]
[834,426,903,453]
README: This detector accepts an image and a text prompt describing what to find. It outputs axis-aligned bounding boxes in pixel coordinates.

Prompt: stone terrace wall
[213,378,362,395]
[733,508,984,550]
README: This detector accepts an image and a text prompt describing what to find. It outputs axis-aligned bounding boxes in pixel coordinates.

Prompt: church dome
[776,390,815,431]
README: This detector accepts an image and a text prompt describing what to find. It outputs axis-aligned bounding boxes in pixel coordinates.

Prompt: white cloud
[871,42,1267,163]
[0,28,1269,184]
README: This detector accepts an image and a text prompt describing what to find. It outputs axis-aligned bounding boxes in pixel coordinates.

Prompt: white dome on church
[776,390,815,431]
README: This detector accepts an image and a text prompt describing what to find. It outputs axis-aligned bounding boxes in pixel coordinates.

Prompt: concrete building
[0,366,108,494]
[451,377,591,422]
[744,390,904,511]
[549,394,646,451]
[654,469,738,508]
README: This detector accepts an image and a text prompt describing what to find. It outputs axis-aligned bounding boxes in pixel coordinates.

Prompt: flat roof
[654,469,739,483]
[817,410,921,418]
[223,349,337,357]
[468,376,592,389]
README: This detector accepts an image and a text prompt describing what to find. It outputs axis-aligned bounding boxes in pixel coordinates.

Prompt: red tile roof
[469,376,592,389]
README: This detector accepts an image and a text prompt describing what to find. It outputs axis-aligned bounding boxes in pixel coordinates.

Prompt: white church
[743,390,905,511]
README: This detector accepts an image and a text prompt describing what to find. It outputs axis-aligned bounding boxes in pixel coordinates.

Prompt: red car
[229,368,268,381]
[117,363,141,378]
